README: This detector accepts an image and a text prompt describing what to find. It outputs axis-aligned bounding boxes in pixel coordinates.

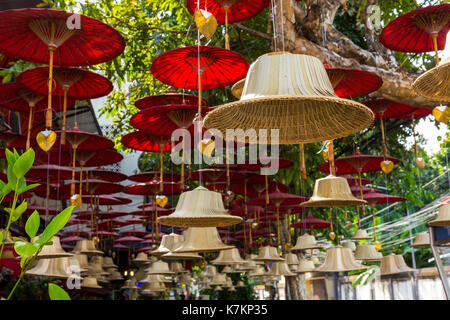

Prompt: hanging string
[280,0,285,52]
[271,0,277,51]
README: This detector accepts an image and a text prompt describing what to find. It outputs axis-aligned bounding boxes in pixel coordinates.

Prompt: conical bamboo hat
[161,250,204,260]
[203,52,374,144]
[428,204,450,227]
[121,278,138,290]
[88,256,109,276]
[178,273,192,284]
[211,247,246,265]
[144,260,175,275]
[393,254,416,273]
[354,244,383,262]
[72,239,103,255]
[296,258,316,273]
[266,261,296,277]
[142,279,166,292]
[315,246,367,272]
[1,249,15,259]
[342,241,356,251]
[285,252,300,265]
[291,234,322,251]
[203,265,217,278]
[74,253,90,270]
[141,273,171,285]
[412,57,450,102]
[248,265,267,277]
[410,232,431,248]
[252,246,285,262]
[351,229,371,240]
[37,236,73,259]
[151,233,183,256]
[210,273,227,286]
[173,227,234,253]
[102,256,117,269]
[81,276,102,288]
[380,254,415,276]
[236,257,258,271]
[236,280,246,287]
[69,256,87,273]
[170,262,188,273]
[108,270,124,281]
[301,175,367,207]
[222,265,233,273]
[231,78,245,99]
[133,252,151,264]
[26,257,82,279]
[158,187,242,227]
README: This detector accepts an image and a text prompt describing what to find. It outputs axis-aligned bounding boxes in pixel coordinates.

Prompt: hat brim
[203,95,375,144]
[412,61,450,103]
[158,215,242,228]
[301,198,367,207]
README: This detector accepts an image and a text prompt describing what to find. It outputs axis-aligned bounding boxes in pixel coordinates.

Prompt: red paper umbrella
[60,236,85,243]
[187,0,266,24]
[188,168,247,184]
[123,217,144,225]
[128,171,181,183]
[318,151,400,175]
[61,126,114,151]
[342,175,371,187]
[0,130,32,149]
[77,210,128,220]
[135,93,208,110]
[137,202,174,210]
[290,213,331,229]
[124,182,184,196]
[3,192,32,203]
[61,179,123,195]
[134,207,175,218]
[85,168,127,183]
[63,220,87,228]
[96,231,119,237]
[363,99,433,120]
[0,148,5,158]
[325,66,383,99]
[23,203,60,216]
[99,219,128,227]
[121,230,147,237]
[350,185,374,195]
[18,67,113,144]
[130,104,212,135]
[121,131,172,152]
[79,149,123,167]
[25,164,73,181]
[0,8,125,66]
[113,243,128,249]
[379,4,450,64]
[238,157,294,171]
[81,195,132,206]
[151,46,248,90]
[234,229,266,237]
[363,192,406,206]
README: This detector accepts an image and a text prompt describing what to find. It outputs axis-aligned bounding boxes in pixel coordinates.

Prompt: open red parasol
[81,195,131,206]
[17,67,113,144]
[342,175,371,187]
[61,179,123,196]
[151,46,248,90]
[60,236,85,243]
[23,203,59,216]
[121,131,172,152]
[129,171,181,183]
[0,8,125,130]
[290,213,331,229]
[124,181,184,196]
[0,130,31,149]
[135,93,208,110]
[25,164,73,181]
[325,66,383,99]
[379,4,450,65]
[84,168,127,183]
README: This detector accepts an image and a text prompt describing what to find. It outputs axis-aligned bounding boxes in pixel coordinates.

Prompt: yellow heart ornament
[70,194,82,209]
[329,232,336,240]
[415,157,425,169]
[374,240,382,251]
[380,160,394,174]
[197,138,215,157]
[194,9,217,40]
[432,105,450,123]
[156,195,168,208]
[36,129,56,152]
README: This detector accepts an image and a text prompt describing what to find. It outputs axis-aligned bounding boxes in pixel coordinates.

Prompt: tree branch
[233,23,272,41]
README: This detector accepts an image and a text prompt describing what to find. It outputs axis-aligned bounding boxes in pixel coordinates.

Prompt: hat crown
[211,247,245,265]
[315,246,367,272]
[241,53,336,100]
[354,243,382,261]
[266,261,296,277]
[174,227,233,253]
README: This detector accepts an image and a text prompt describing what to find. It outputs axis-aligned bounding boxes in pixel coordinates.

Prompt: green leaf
[16,183,40,196]
[14,241,38,258]
[10,201,27,222]
[38,206,74,246]
[48,283,71,300]
[12,148,35,179]
[25,210,40,239]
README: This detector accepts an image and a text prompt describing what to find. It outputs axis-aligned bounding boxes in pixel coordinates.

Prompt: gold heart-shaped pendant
[70,194,82,209]
[415,157,425,169]
[36,129,56,152]
[322,150,329,160]
[380,160,394,174]
[329,232,336,240]
[194,9,217,40]
[374,240,382,251]
[197,138,215,157]
[156,195,168,208]
[344,220,353,229]
[432,105,449,123]
[284,243,293,251]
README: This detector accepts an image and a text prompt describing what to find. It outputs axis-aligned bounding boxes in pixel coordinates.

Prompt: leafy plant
[0,148,74,300]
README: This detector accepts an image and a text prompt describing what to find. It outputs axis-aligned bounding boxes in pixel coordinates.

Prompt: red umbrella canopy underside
[151,46,249,90]
[379,4,450,53]
[186,0,267,25]
[0,8,125,66]
[135,93,208,110]
[121,131,173,153]
[326,67,383,99]
[17,67,113,100]
[363,99,433,119]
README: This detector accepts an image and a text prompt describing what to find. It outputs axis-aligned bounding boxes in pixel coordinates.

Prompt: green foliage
[48,283,71,300]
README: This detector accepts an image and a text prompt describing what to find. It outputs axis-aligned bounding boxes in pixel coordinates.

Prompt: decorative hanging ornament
[194,9,218,40]
[36,129,57,152]
[432,105,450,122]
[197,138,215,157]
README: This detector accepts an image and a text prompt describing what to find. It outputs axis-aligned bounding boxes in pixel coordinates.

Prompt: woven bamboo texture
[413,59,450,102]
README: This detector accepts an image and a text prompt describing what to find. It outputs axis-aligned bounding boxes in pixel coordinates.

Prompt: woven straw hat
[428,204,450,227]
[81,276,102,288]
[151,233,183,256]
[144,260,175,275]
[161,250,204,260]
[37,236,73,259]
[26,257,82,279]
[133,252,151,264]
[121,279,138,290]
[412,57,450,102]
[173,227,234,253]
[210,273,227,286]
[102,256,118,268]
[266,261,296,277]
[74,253,90,271]
[301,175,367,207]
[231,79,245,99]
[380,254,415,276]
[248,265,266,277]
[315,246,367,272]
[410,232,431,248]
[296,258,316,273]
[236,257,258,271]
[291,234,322,251]
[158,187,242,227]
[211,247,246,265]
[72,239,103,255]
[87,256,109,277]
[351,229,372,240]
[178,273,192,285]
[142,279,166,293]
[394,254,416,273]
[108,270,124,281]
[69,256,87,273]
[170,262,188,273]
[252,246,285,262]
[342,241,356,251]
[285,252,300,265]
[202,265,217,278]
[354,244,383,262]
[203,52,374,144]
